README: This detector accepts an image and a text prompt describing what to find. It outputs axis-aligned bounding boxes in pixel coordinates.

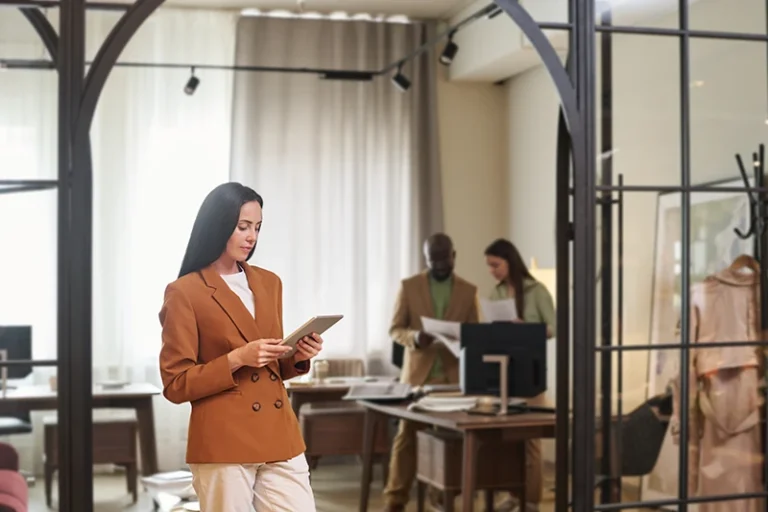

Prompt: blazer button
[270,373,278,381]
[252,402,261,412]
[251,373,259,383]
[274,399,283,409]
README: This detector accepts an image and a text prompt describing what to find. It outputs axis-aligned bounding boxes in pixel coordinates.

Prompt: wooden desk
[285,377,397,414]
[285,381,351,414]
[357,401,555,512]
[0,383,161,475]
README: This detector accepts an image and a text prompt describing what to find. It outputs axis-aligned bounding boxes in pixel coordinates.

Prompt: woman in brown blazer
[159,182,323,511]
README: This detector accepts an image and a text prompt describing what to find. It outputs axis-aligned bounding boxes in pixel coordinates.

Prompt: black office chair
[0,412,33,437]
[391,341,404,370]
[591,391,672,501]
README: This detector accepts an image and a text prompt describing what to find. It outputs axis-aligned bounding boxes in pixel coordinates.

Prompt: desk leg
[462,431,478,512]
[136,398,159,475]
[359,408,377,512]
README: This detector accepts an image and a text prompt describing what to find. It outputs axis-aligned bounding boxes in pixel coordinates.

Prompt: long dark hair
[178,182,263,278]
[484,238,533,319]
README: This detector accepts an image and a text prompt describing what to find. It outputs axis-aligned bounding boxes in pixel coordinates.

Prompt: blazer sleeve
[159,283,236,404]
[390,281,418,349]
[468,289,480,323]
[275,275,310,380]
[533,284,556,336]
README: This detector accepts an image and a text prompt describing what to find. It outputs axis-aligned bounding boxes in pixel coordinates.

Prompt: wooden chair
[415,429,526,512]
[43,413,138,507]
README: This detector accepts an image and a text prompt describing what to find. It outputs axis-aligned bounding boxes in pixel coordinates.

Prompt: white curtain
[230,17,443,373]
[0,7,236,473]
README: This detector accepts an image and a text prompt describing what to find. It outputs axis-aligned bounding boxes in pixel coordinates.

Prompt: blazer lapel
[443,277,464,321]
[417,272,436,318]
[242,265,275,338]
[201,266,260,347]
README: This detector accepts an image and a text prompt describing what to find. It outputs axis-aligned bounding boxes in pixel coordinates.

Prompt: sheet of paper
[479,298,518,322]
[420,316,462,358]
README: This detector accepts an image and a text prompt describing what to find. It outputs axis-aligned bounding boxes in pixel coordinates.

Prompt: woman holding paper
[484,238,555,337]
[159,182,323,512]
[484,238,555,512]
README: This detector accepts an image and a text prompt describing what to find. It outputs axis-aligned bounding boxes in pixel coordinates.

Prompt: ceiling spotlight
[184,67,200,95]
[440,33,459,66]
[391,63,411,92]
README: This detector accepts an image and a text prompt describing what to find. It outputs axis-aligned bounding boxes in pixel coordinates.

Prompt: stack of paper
[479,298,518,322]
[409,395,478,412]
[420,316,462,357]
[343,382,413,401]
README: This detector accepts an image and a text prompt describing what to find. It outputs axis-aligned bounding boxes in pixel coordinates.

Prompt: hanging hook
[734,152,757,239]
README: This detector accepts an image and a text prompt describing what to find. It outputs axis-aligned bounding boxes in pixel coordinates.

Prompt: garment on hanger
[670,256,764,512]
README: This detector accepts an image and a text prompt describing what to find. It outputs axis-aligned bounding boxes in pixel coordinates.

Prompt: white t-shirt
[220,269,255,318]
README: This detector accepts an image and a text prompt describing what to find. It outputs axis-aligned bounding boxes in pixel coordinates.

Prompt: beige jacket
[389,272,479,386]
[670,266,764,504]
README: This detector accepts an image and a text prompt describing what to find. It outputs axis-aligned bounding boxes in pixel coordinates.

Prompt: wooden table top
[0,382,162,402]
[358,400,556,432]
[285,376,397,393]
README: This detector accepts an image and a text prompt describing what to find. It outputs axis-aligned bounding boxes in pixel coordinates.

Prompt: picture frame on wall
[641,177,753,507]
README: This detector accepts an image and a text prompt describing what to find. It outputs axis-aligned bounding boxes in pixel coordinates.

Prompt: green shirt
[489,278,556,335]
[427,274,453,382]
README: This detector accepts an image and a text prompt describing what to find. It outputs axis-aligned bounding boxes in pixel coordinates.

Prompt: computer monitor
[0,326,33,380]
[460,322,547,399]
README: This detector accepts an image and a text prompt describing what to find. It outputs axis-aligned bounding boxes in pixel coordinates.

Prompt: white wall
[437,63,509,293]
[506,0,767,412]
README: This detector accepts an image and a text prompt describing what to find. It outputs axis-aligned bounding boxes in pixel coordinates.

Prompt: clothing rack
[733,142,768,509]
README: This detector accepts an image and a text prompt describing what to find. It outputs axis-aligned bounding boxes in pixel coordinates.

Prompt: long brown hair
[485,238,534,319]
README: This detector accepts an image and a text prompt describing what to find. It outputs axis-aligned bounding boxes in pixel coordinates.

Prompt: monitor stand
[481,354,510,416]
[468,354,556,416]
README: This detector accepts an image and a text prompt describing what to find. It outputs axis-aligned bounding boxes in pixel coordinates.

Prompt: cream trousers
[189,454,315,512]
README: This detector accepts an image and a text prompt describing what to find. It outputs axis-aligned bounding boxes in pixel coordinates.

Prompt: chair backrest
[617,394,670,476]
[391,341,404,369]
[0,442,20,471]
[321,358,365,378]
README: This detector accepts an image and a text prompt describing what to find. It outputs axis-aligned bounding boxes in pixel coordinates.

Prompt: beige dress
[670,267,764,512]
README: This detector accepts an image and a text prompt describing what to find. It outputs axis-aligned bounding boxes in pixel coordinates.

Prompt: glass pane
[690,38,767,188]
[597,0,678,30]
[599,33,681,188]
[0,9,51,60]
[0,188,58,366]
[690,0,766,35]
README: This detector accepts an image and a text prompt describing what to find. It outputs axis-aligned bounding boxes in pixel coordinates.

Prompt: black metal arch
[493,0,580,136]
[11,0,593,510]
[76,0,165,141]
[19,7,58,63]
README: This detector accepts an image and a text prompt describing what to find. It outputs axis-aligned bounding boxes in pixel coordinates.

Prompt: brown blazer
[390,272,479,386]
[158,264,309,464]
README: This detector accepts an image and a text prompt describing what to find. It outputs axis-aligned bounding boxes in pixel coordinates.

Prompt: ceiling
[158,0,474,19]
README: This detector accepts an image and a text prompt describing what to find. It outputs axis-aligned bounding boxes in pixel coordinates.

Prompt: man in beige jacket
[382,233,479,512]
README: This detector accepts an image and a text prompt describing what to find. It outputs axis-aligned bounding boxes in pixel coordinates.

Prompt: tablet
[279,315,344,358]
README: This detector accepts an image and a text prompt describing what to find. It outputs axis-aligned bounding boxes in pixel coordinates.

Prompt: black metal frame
[4,0,768,509]
[585,1,768,512]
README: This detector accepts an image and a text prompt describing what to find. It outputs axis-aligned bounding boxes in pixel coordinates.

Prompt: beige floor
[26,460,646,511]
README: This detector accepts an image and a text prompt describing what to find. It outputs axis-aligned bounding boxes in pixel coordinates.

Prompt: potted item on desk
[312,360,329,383]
